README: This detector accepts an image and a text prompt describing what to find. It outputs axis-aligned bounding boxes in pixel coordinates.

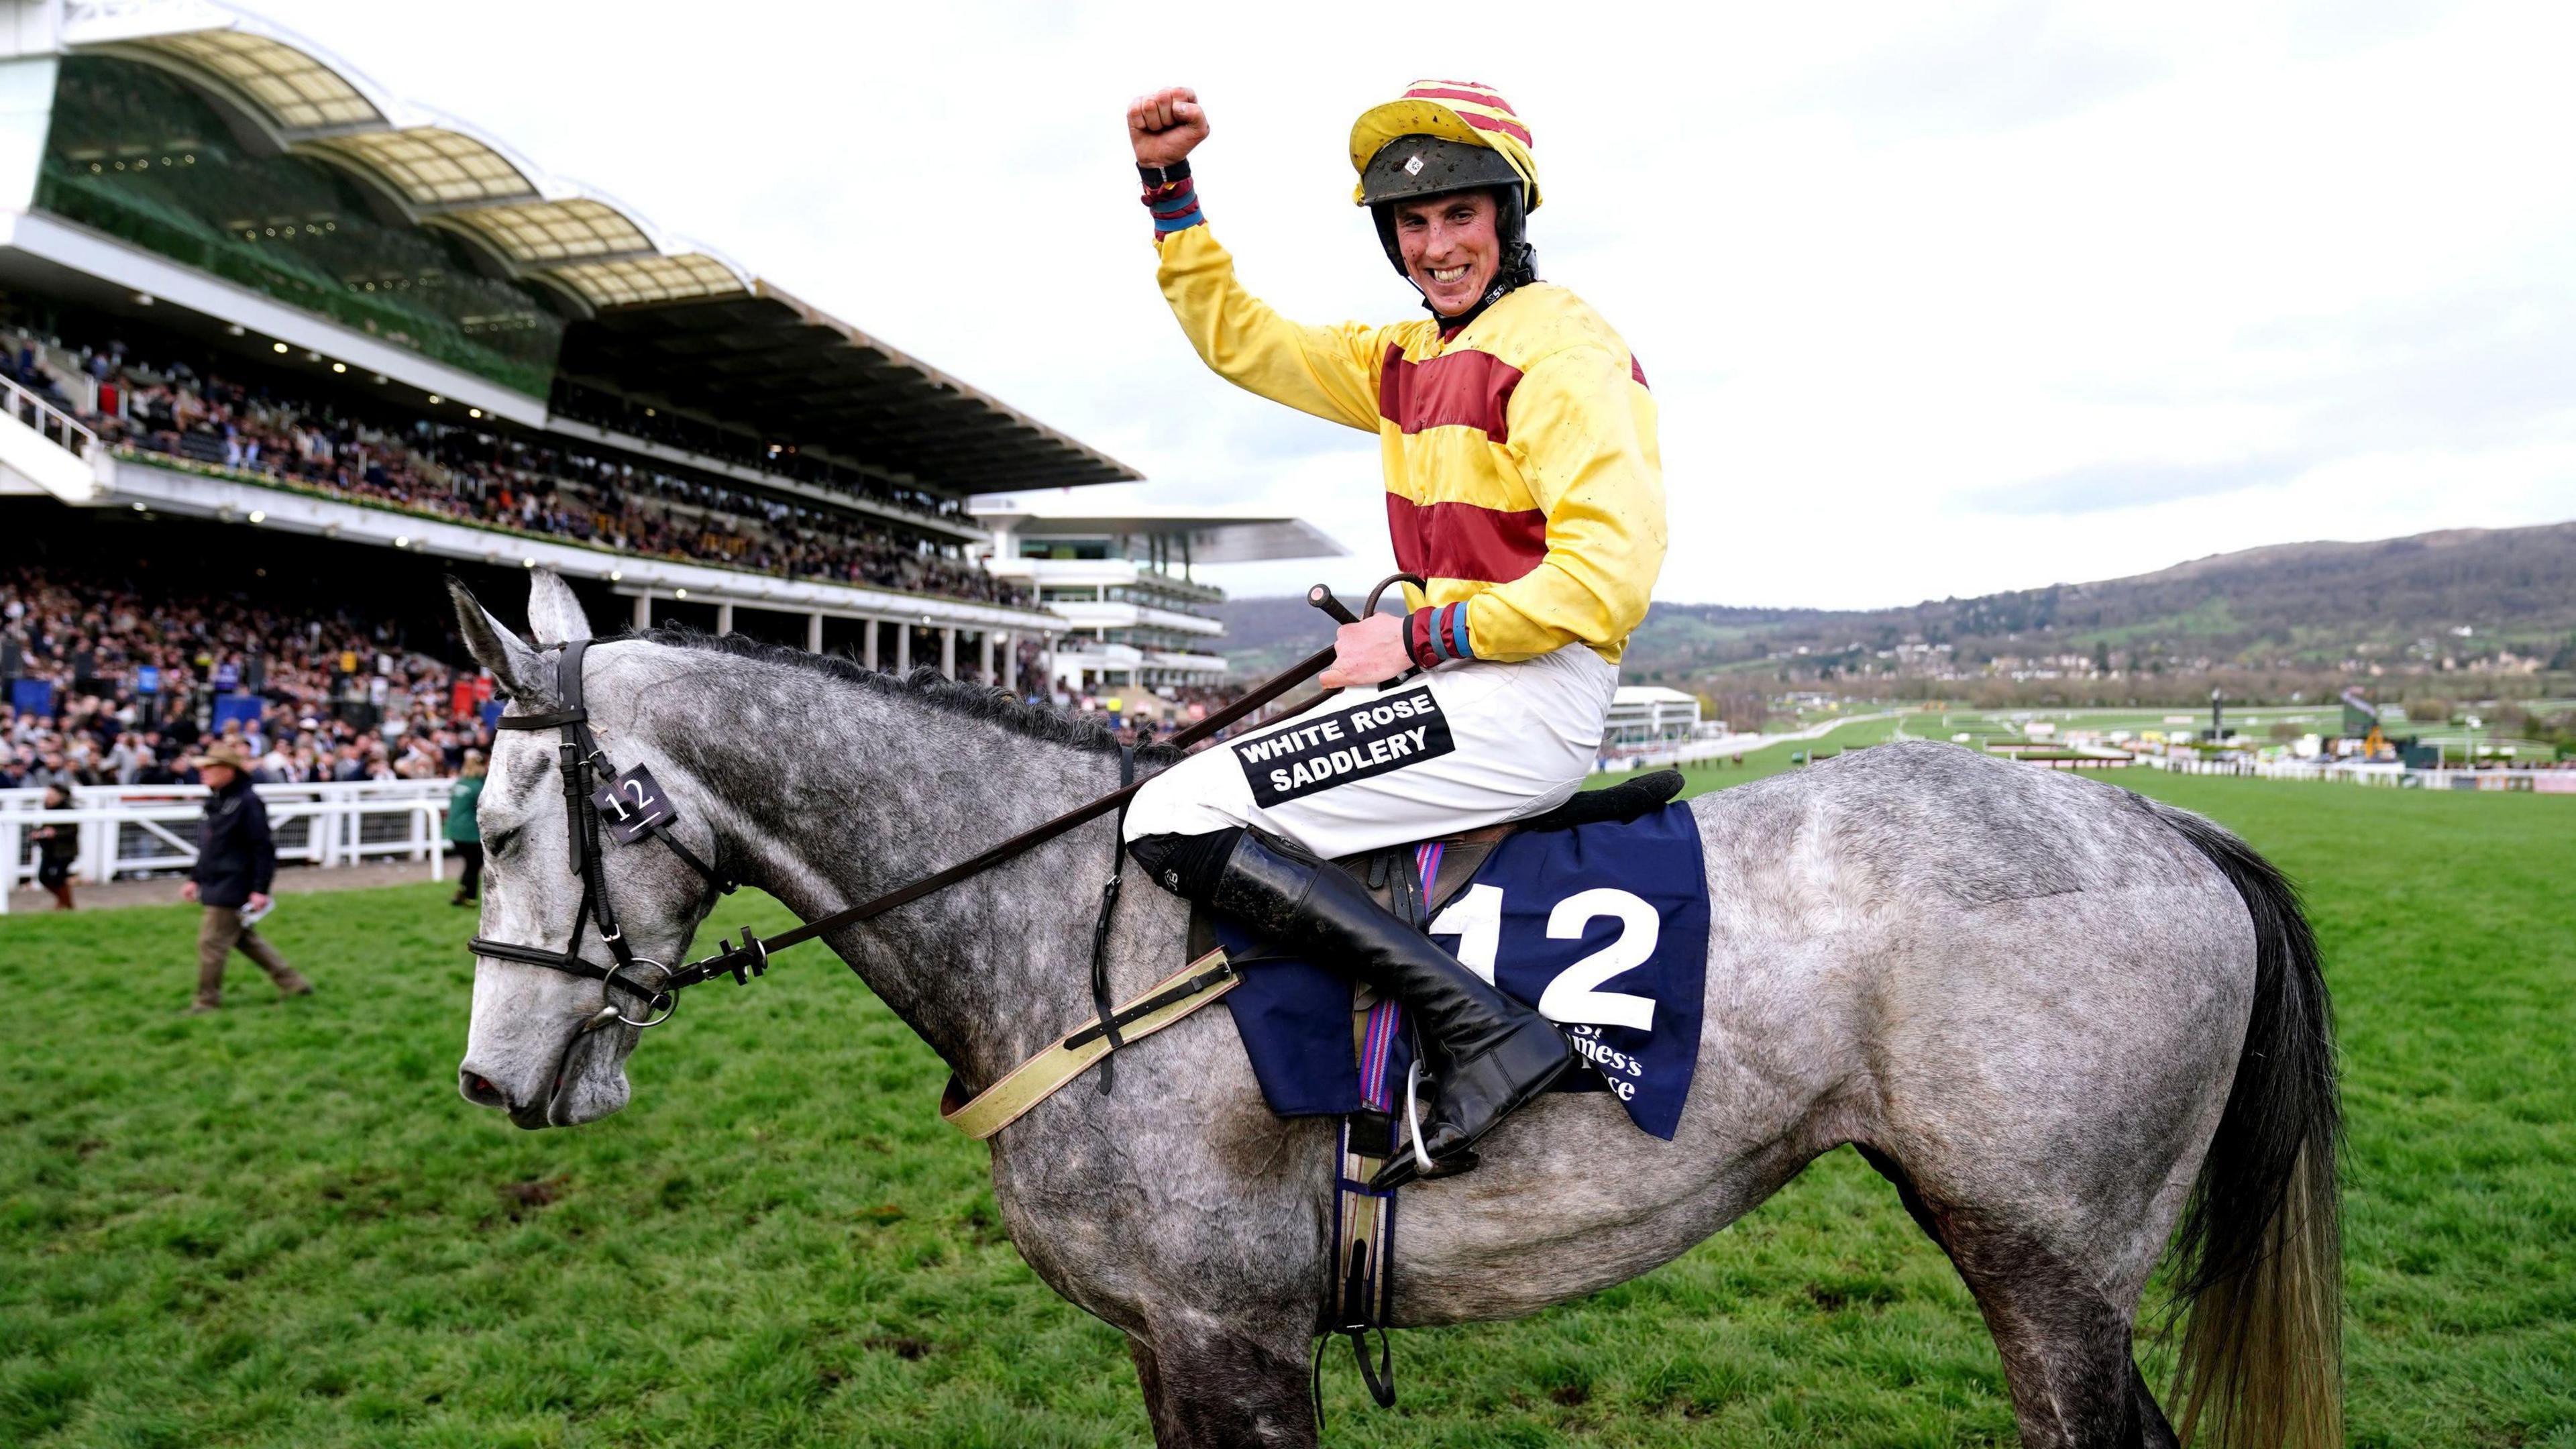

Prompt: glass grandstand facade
[37,57,566,397]
[1034,557,1230,659]
[976,504,1345,692]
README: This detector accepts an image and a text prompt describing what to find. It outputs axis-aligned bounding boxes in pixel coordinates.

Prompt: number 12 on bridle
[594,764,678,845]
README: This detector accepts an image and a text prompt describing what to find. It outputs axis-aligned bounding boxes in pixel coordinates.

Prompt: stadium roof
[557,281,1136,492]
[44,1,1136,494]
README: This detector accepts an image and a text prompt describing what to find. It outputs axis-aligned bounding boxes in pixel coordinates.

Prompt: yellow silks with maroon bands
[1153,223,1664,665]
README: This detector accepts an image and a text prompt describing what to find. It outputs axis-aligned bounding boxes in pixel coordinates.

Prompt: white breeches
[1122,643,1619,860]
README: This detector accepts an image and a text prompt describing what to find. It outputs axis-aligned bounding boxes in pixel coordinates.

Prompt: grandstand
[976,498,1346,695]
[0,0,1151,702]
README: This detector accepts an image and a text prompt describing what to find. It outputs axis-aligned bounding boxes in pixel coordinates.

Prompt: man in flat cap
[182,742,313,1013]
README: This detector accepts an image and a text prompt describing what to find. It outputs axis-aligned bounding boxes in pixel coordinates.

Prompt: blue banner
[10,678,54,717]
[211,695,264,733]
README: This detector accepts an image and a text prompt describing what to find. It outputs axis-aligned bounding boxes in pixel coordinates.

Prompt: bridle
[464,579,1411,1042]
[465,636,734,1034]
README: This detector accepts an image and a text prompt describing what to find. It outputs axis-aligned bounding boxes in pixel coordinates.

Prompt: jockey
[1120,81,1666,1185]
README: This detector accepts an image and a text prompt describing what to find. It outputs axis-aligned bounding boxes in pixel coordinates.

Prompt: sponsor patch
[1235,687,1456,807]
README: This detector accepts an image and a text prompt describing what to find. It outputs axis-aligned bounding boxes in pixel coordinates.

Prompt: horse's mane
[635,625,1183,765]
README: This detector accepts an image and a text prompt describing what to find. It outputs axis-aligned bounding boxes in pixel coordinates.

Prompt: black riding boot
[1207,831,1571,1189]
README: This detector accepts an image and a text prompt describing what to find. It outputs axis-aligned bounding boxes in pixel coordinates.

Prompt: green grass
[3,771,2570,1446]
[1652,712,1914,795]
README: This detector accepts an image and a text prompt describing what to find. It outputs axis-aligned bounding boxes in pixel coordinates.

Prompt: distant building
[1605,686,1703,745]
[973,498,1344,694]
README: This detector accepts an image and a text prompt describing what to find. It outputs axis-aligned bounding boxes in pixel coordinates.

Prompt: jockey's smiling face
[1393,190,1501,317]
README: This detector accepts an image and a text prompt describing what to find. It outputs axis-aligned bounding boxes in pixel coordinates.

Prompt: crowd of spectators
[0,323,1269,801]
[6,327,1029,607]
[1,559,1244,796]
[2,553,1258,794]
[3,564,488,792]
[1057,680,1256,744]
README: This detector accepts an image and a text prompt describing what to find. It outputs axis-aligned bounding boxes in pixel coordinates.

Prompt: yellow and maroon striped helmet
[1348,80,1541,212]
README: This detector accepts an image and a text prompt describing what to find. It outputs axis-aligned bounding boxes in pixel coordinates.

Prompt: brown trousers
[195,906,310,1006]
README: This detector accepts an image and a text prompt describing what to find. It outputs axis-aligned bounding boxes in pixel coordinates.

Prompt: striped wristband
[1406,603,1474,672]
[1139,160,1203,236]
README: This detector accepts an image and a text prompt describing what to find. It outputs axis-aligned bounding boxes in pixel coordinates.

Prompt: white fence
[2139,754,2576,793]
[1593,712,1902,773]
[2,779,453,912]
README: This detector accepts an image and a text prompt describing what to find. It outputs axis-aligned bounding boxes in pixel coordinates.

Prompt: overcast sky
[244,0,2576,609]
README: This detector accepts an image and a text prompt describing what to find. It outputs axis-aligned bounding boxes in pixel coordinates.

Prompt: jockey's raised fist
[1128,87,1208,168]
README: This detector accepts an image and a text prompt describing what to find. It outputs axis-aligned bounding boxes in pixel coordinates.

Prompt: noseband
[465,637,734,1032]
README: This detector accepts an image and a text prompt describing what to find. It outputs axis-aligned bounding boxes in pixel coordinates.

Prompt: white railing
[0,372,99,460]
[2139,755,2410,785]
[1,779,453,911]
[2137,754,2576,792]
[1592,712,1902,773]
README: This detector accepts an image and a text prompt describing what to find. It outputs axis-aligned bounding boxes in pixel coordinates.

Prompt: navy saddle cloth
[1216,797,1710,1141]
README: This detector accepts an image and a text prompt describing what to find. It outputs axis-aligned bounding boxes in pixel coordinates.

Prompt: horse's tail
[2149,802,2343,1449]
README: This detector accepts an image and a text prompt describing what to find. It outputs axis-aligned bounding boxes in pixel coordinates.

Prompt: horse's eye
[484,826,521,858]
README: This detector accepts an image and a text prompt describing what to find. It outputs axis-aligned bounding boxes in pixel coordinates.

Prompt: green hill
[1218,521,2576,686]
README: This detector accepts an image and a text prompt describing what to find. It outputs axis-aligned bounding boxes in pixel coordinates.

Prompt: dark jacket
[191,777,276,908]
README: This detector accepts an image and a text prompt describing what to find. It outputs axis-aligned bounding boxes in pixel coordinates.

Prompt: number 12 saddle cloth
[1209,796,1711,1144]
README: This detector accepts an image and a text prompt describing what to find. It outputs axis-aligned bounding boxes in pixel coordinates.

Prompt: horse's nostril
[459,1069,510,1109]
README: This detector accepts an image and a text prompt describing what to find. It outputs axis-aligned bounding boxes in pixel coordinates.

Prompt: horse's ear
[525,568,594,647]
[447,577,547,699]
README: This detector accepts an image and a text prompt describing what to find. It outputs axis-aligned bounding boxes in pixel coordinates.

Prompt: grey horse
[450,572,2340,1449]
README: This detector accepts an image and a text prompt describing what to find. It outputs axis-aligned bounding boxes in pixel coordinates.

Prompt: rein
[669,584,1371,1000]
[468,583,1388,1038]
